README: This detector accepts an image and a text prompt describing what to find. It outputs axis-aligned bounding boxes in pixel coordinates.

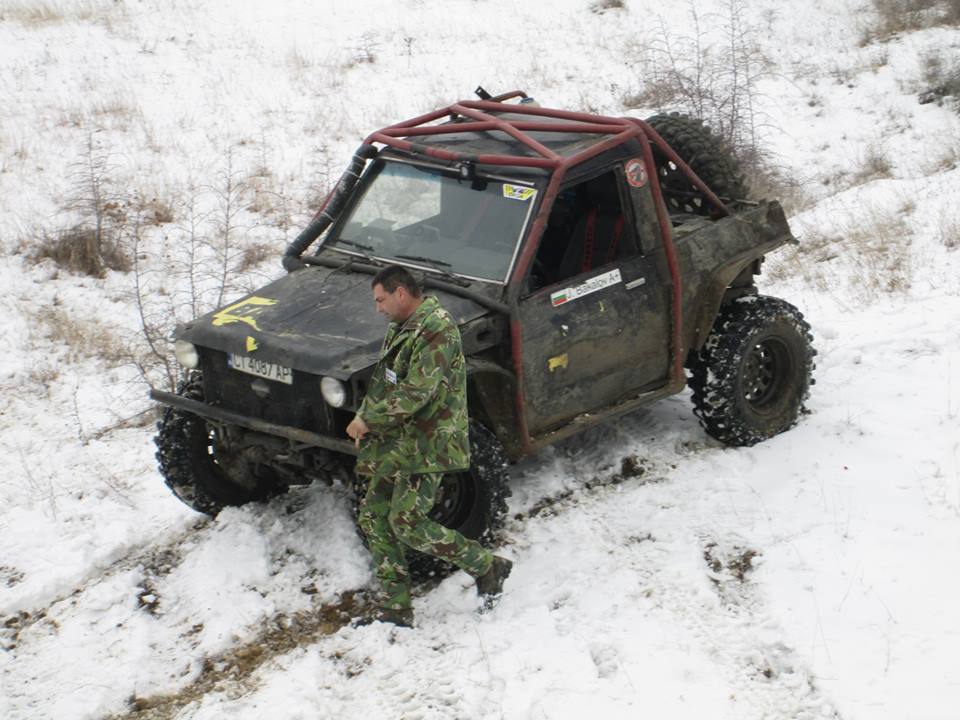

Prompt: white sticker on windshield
[551,269,622,307]
[503,184,537,201]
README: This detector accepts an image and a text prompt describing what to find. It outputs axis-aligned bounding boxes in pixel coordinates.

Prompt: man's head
[371,265,422,323]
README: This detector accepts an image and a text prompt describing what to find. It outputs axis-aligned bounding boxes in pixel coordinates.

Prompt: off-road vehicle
[152,89,815,564]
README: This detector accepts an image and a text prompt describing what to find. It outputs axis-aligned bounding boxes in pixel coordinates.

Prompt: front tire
[155,373,282,515]
[688,296,815,446]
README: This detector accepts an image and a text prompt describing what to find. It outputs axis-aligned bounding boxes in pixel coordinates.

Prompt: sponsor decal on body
[550,268,622,307]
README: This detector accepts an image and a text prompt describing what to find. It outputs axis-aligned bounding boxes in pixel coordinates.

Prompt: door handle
[625,277,646,290]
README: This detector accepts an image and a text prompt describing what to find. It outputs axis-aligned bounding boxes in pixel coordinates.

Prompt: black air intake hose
[282,143,378,272]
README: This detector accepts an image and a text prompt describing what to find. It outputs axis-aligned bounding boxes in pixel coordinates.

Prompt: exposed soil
[115,590,375,720]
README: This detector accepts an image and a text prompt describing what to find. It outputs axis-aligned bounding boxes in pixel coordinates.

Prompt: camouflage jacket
[355,296,469,476]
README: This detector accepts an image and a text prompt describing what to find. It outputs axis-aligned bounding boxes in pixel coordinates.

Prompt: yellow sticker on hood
[212,296,277,331]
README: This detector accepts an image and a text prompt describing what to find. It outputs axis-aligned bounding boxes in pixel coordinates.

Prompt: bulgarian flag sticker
[550,268,621,307]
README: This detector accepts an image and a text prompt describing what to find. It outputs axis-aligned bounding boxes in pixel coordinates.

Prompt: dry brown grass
[30,225,131,277]
[860,0,958,44]
[767,208,916,302]
[0,0,107,25]
[35,306,127,366]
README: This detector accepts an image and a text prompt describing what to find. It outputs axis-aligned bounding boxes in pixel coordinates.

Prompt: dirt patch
[0,565,25,587]
[704,542,761,584]
[135,547,184,616]
[1,608,58,652]
[116,590,374,719]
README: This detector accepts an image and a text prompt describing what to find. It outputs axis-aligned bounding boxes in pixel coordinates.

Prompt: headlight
[320,376,347,408]
[174,339,199,369]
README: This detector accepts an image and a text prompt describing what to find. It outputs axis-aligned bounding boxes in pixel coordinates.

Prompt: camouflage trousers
[357,470,493,611]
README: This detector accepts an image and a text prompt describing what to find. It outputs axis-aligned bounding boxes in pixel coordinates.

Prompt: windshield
[323,161,538,283]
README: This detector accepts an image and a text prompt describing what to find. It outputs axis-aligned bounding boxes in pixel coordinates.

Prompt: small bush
[31,225,131,277]
[919,51,960,109]
[850,145,894,186]
[590,0,625,13]
[861,0,957,43]
[237,242,274,273]
[137,196,175,225]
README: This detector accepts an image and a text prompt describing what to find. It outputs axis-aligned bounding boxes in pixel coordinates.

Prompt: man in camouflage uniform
[346,265,512,627]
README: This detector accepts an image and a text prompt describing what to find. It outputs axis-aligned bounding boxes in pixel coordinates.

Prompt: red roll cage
[363,91,729,451]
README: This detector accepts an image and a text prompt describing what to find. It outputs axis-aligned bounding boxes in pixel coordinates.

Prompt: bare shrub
[137,195,176,225]
[850,144,894,186]
[860,0,957,43]
[938,209,960,250]
[625,0,771,182]
[344,32,379,68]
[126,150,257,392]
[946,0,960,22]
[918,50,960,109]
[54,132,131,276]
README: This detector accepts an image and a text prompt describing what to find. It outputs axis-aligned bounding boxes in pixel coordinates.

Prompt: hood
[177,266,490,379]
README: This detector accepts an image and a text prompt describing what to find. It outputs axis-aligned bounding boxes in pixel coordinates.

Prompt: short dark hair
[372,265,421,297]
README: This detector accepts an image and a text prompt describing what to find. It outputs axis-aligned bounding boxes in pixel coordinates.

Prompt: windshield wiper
[395,255,470,287]
[330,239,383,266]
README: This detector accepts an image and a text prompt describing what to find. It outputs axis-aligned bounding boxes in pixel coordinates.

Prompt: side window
[527,170,638,292]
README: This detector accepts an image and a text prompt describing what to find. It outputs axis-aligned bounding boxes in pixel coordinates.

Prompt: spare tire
[644,113,749,216]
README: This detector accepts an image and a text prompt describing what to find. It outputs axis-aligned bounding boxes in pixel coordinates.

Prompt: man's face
[373,283,406,322]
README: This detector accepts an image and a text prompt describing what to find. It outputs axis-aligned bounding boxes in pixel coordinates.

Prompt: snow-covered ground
[1,1,959,718]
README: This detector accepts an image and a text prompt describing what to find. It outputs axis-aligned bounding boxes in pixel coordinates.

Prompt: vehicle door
[517,164,672,436]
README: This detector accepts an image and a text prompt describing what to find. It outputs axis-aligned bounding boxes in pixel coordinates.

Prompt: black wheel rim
[743,336,792,412]
[429,472,477,530]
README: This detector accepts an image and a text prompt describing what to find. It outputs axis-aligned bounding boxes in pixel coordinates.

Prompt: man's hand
[346,415,370,449]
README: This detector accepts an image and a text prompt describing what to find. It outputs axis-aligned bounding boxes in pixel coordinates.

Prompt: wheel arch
[465,360,523,460]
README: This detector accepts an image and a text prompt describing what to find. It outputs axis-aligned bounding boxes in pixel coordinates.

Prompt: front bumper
[150,388,357,456]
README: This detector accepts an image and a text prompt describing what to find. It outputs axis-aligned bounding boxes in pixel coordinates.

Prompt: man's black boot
[353,607,414,628]
[476,556,513,612]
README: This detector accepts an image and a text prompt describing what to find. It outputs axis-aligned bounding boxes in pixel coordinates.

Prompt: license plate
[227,353,293,385]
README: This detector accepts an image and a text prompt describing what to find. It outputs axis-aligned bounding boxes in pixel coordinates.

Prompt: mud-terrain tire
[155,373,283,516]
[688,296,815,446]
[645,112,749,215]
[352,421,511,580]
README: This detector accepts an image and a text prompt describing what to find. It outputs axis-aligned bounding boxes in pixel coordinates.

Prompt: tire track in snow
[1,521,208,652]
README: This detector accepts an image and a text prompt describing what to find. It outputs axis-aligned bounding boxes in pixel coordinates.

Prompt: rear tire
[688,296,815,446]
[155,373,283,515]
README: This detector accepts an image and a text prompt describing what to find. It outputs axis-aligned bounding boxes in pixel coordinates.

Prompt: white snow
[1,0,959,718]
